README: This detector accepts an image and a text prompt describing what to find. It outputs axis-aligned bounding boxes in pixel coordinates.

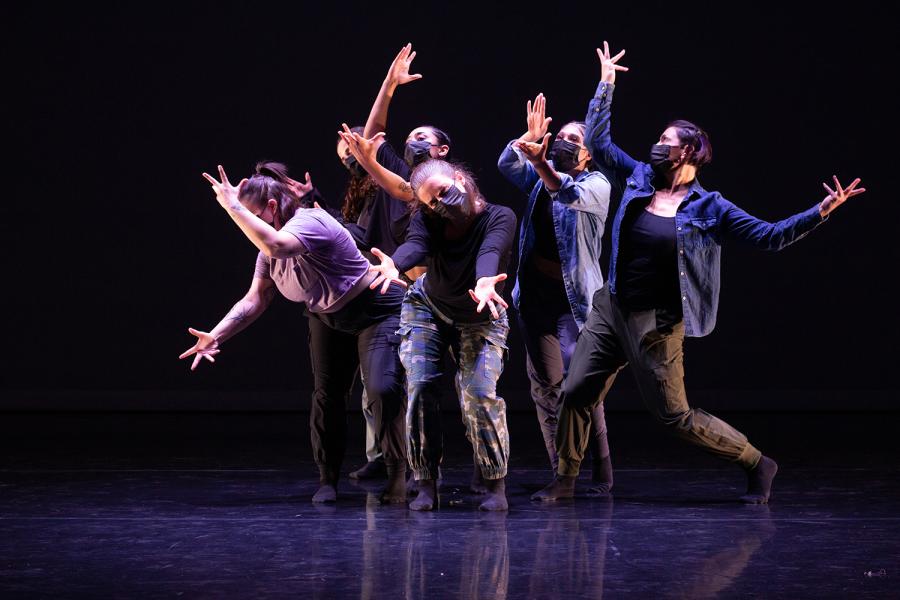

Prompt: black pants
[517,267,609,472]
[307,283,406,478]
[557,287,761,475]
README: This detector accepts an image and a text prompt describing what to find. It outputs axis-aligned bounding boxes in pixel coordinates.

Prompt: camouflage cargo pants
[398,279,510,481]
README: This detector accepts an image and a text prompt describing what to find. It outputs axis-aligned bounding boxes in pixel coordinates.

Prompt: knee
[655,408,693,432]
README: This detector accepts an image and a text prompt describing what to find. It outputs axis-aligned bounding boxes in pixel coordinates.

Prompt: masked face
[341,155,367,178]
[432,185,472,227]
[649,144,683,174]
[404,140,436,168]
[549,139,584,173]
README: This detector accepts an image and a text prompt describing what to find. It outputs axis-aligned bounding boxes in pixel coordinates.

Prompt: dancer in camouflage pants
[398,279,510,483]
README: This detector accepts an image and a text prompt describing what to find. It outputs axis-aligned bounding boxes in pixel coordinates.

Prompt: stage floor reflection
[1,411,897,598]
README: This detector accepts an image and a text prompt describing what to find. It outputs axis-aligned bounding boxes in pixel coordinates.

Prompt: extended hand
[516,133,551,164]
[368,247,408,294]
[179,328,220,371]
[468,274,509,319]
[339,123,383,165]
[202,165,247,209]
[387,43,423,87]
[520,93,552,143]
[287,172,314,198]
[820,176,866,217]
[597,41,628,84]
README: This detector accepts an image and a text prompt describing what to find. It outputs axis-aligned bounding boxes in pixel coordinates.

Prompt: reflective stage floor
[1,411,897,598]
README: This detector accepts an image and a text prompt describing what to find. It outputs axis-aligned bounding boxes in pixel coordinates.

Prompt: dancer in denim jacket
[497,93,614,492]
[534,42,865,504]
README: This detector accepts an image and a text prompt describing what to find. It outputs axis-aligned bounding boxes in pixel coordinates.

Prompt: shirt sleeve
[391,210,431,272]
[254,252,272,280]
[280,211,337,255]
[585,81,639,189]
[548,171,612,220]
[720,196,826,251]
[476,206,517,280]
[376,141,412,180]
[497,140,540,194]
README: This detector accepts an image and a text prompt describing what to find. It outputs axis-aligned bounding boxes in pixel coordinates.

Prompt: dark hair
[667,119,712,167]
[239,161,305,223]
[419,125,452,152]
[408,159,484,214]
[337,126,379,222]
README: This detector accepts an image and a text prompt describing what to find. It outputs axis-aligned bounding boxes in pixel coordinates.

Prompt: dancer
[343,148,516,511]
[358,43,451,201]
[338,45,450,480]
[533,42,865,504]
[336,126,415,481]
[498,92,614,492]
[345,42,488,493]
[181,162,408,504]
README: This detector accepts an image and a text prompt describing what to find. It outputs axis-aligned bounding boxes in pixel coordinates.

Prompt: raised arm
[497,93,552,194]
[364,43,423,140]
[584,42,637,183]
[721,176,865,250]
[202,166,305,259]
[339,125,416,202]
[179,275,277,371]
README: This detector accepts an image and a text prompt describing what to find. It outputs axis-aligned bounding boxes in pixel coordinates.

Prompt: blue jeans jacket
[497,141,611,328]
[585,81,827,337]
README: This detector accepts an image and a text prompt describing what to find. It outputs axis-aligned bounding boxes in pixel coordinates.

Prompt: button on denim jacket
[498,142,611,328]
[586,81,827,337]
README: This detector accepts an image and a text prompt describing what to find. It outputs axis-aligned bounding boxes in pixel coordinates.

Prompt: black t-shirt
[393,203,516,323]
[531,186,561,263]
[344,142,411,256]
[617,203,682,311]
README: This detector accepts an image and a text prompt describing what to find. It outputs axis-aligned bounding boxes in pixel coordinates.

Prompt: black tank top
[617,205,681,311]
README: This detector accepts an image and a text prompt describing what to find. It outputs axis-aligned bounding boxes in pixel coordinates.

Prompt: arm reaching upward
[364,43,423,139]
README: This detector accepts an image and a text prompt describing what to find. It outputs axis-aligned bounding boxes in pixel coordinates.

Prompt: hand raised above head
[202,165,247,208]
[597,40,628,84]
[387,43,423,87]
[521,93,552,143]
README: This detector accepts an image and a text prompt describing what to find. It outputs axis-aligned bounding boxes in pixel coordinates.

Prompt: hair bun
[254,161,290,181]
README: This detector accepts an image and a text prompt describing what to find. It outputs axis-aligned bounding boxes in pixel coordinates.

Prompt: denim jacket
[585,81,827,338]
[498,141,611,328]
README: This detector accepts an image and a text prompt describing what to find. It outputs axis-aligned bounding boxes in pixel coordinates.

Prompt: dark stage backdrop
[3,2,896,411]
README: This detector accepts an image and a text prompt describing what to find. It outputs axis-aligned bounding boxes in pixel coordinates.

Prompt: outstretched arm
[179,275,277,371]
[202,166,305,259]
[364,43,423,140]
[339,125,416,202]
[584,41,637,181]
[722,176,866,250]
[469,207,516,318]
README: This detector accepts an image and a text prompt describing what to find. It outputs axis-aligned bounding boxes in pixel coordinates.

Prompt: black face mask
[404,140,435,168]
[431,185,471,226]
[649,144,679,173]
[549,139,583,173]
[342,155,367,179]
